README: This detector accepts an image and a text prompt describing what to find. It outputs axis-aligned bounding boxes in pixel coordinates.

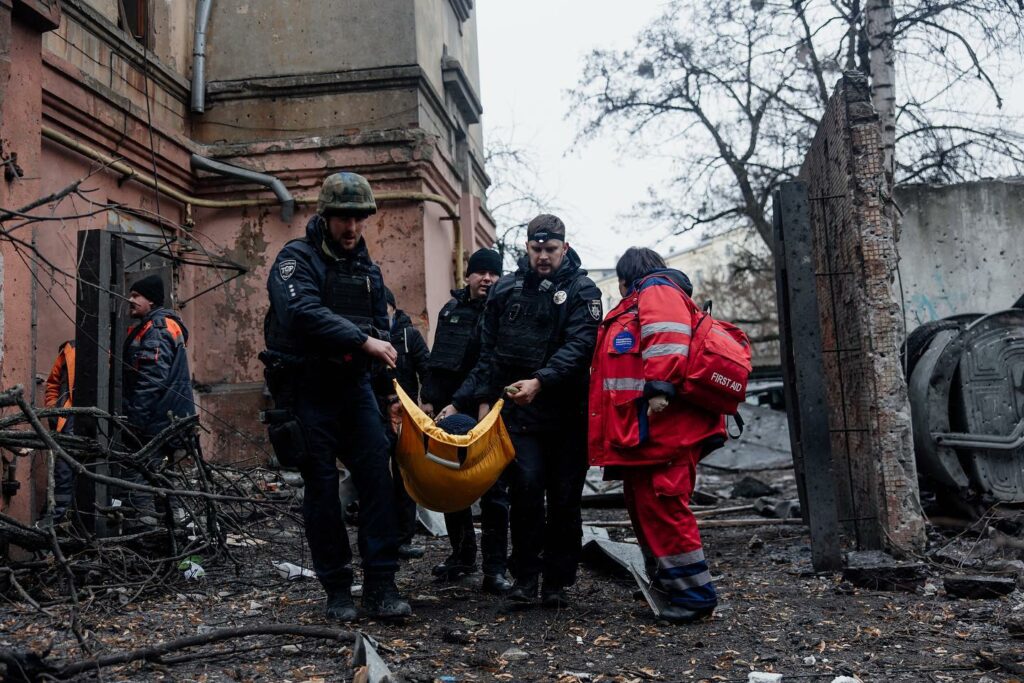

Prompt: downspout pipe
[190,0,213,114]
[190,154,294,222]
[41,125,463,284]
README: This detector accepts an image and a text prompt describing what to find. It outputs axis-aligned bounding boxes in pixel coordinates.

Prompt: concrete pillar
[798,72,926,554]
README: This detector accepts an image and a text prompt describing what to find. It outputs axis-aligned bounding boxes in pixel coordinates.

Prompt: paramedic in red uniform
[588,247,727,624]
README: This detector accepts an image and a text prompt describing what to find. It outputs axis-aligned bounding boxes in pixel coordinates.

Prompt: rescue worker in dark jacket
[121,275,196,520]
[44,340,76,519]
[420,248,511,593]
[381,287,429,559]
[438,215,602,607]
[384,288,431,405]
[262,171,411,622]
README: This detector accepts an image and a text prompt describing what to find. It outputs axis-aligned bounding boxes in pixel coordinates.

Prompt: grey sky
[478,1,678,270]
[477,2,1024,272]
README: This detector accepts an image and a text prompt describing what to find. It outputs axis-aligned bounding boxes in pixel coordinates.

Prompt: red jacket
[588,272,725,467]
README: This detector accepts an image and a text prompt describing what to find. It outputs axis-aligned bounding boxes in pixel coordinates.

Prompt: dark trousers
[444,472,510,575]
[122,446,172,516]
[390,450,418,546]
[507,429,589,588]
[294,376,399,589]
[53,457,75,515]
[53,425,75,516]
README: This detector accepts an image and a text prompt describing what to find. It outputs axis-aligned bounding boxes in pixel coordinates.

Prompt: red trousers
[622,461,718,609]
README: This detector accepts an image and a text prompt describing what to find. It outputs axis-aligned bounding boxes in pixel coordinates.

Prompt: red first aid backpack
[681,301,753,417]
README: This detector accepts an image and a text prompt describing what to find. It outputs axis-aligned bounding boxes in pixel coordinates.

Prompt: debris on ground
[753,496,801,519]
[730,475,781,499]
[4,395,1024,681]
[942,574,1017,599]
[842,550,928,592]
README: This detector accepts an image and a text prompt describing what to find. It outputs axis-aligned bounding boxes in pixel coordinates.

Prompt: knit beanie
[435,413,477,436]
[467,248,502,275]
[128,274,165,308]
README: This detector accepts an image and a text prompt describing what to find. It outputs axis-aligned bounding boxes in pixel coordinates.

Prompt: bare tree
[694,233,781,365]
[571,0,1024,246]
[484,131,554,268]
[866,0,898,179]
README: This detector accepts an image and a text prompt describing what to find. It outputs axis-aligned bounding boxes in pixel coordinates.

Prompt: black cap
[383,286,396,308]
[526,214,565,243]
[436,413,478,435]
[467,248,502,275]
[128,274,164,308]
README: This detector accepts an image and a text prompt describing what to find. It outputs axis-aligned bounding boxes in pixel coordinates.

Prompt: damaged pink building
[0,0,494,524]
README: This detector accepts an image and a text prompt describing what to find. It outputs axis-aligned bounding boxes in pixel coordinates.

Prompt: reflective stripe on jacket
[588,274,724,467]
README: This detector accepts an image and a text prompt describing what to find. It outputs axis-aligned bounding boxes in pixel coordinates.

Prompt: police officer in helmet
[421,248,511,593]
[262,171,411,621]
[438,215,602,607]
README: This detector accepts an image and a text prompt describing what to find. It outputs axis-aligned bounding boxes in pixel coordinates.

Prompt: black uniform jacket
[390,309,430,401]
[420,287,484,409]
[266,215,389,364]
[452,248,602,432]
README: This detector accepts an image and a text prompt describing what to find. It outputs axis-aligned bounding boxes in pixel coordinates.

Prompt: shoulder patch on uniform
[588,300,602,321]
[279,259,297,281]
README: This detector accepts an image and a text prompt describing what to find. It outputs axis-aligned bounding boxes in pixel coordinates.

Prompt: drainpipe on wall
[190,154,294,222]
[190,0,213,114]
[40,126,465,285]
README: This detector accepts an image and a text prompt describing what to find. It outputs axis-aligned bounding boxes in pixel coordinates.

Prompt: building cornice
[206,64,427,102]
[447,0,473,23]
[441,57,482,125]
[202,127,434,160]
[205,64,461,154]
[13,0,60,31]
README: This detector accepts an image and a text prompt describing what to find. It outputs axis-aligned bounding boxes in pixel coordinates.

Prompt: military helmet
[317,172,377,216]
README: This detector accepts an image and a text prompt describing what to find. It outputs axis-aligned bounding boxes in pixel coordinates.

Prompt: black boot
[507,575,539,603]
[482,571,513,595]
[541,585,570,609]
[325,587,358,622]
[659,604,715,624]
[398,542,425,559]
[362,576,412,620]
[432,555,476,581]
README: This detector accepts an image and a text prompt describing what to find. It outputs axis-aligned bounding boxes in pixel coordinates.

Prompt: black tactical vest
[428,296,482,371]
[323,264,375,333]
[494,276,558,371]
[265,242,376,357]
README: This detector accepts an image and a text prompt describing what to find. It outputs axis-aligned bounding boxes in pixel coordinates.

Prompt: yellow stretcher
[393,381,515,513]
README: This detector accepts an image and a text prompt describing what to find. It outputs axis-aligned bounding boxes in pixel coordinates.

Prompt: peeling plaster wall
[2,0,495,500]
[895,180,1024,327]
[1,11,49,524]
[1,0,9,386]
[72,0,193,75]
[81,0,118,25]
[149,0,193,74]
[204,0,417,81]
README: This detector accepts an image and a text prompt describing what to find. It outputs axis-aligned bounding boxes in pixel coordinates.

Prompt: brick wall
[798,72,925,553]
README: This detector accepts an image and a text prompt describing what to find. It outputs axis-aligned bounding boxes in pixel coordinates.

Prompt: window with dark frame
[118,0,148,45]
